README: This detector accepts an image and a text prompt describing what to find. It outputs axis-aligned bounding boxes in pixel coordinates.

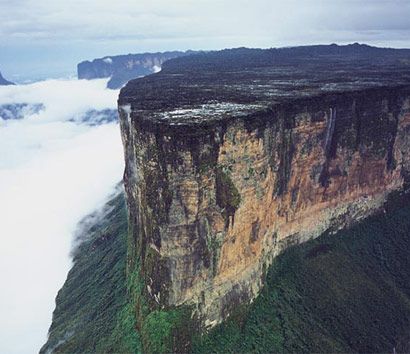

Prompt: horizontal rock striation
[118,44,410,331]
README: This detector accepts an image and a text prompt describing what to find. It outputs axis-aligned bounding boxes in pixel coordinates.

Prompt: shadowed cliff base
[42,190,410,353]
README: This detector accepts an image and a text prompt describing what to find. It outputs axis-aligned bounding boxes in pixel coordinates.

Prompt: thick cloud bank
[0,79,124,354]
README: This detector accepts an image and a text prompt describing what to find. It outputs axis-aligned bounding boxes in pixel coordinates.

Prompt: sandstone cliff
[41,175,410,354]
[77,51,196,89]
[118,44,410,349]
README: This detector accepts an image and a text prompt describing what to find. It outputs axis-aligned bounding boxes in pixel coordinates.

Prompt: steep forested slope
[43,191,410,353]
[40,192,140,354]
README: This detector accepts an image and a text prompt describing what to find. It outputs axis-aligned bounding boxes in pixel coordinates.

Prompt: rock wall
[119,86,410,328]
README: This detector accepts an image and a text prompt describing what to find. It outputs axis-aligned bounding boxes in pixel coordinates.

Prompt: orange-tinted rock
[120,89,410,328]
[119,45,410,329]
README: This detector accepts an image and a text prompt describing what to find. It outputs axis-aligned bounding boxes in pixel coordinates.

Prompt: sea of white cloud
[0,78,124,354]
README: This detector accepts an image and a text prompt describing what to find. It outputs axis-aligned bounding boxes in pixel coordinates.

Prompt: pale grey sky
[1,0,410,80]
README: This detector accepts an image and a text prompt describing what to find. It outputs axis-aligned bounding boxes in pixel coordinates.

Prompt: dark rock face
[77,51,197,89]
[118,43,410,346]
[0,71,15,86]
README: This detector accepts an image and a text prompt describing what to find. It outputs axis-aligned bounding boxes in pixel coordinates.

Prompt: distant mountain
[160,43,410,73]
[0,71,15,86]
[77,51,197,89]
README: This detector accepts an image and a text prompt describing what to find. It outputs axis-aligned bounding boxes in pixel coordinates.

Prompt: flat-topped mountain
[77,50,197,89]
[119,43,410,125]
[118,43,410,352]
[41,44,410,354]
[0,71,15,86]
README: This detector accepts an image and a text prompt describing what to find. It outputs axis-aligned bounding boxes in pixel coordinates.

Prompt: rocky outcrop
[118,44,410,336]
[77,51,196,89]
[0,71,15,86]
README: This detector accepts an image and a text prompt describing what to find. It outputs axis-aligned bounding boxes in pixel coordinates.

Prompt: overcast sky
[1,0,410,80]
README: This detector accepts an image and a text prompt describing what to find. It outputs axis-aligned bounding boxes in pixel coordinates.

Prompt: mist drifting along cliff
[77,51,196,89]
[118,43,410,351]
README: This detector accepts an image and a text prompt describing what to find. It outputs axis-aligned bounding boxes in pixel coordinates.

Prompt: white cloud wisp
[0,78,124,354]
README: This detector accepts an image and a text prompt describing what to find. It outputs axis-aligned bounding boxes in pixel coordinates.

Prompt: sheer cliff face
[118,46,410,328]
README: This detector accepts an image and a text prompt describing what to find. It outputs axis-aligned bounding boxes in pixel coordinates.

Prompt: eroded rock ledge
[118,45,410,335]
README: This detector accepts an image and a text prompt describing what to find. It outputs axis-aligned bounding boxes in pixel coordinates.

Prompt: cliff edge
[118,44,410,350]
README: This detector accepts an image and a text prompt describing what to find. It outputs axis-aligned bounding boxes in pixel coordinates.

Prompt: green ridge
[40,191,140,354]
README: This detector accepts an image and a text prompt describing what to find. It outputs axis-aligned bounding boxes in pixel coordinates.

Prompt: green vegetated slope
[40,191,141,354]
[42,190,410,354]
[194,193,410,354]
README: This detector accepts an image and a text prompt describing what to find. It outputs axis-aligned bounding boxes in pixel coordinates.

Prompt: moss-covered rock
[141,306,194,353]
[215,166,241,227]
